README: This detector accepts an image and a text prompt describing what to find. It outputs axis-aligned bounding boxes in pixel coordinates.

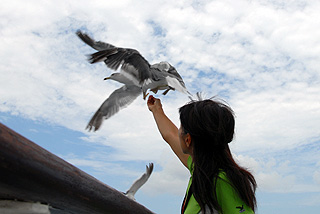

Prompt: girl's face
[179,125,192,155]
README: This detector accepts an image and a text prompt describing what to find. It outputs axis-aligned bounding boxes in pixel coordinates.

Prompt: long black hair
[179,97,257,213]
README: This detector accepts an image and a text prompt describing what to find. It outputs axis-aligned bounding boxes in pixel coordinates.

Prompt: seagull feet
[162,88,171,95]
[143,92,149,100]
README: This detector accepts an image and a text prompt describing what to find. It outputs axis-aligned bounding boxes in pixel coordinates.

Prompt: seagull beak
[104,77,110,80]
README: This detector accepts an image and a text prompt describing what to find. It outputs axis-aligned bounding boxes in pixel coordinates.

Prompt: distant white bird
[125,163,154,201]
[76,30,190,131]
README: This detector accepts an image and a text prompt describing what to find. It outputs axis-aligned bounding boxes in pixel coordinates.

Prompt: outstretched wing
[125,163,154,199]
[86,85,141,131]
[166,62,183,80]
[76,30,152,83]
[76,30,116,51]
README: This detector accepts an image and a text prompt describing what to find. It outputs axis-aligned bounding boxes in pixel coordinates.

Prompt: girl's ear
[185,133,192,148]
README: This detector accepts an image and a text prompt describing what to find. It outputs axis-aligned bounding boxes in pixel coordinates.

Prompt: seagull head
[104,73,122,81]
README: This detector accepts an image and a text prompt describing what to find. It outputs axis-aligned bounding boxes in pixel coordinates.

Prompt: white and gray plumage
[86,83,142,131]
[125,163,154,200]
[85,72,142,131]
[76,30,190,131]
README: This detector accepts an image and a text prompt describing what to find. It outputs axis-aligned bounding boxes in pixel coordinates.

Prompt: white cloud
[233,154,260,173]
[232,153,320,193]
[142,150,189,196]
[257,171,296,192]
[65,156,139,177]
[230,83,320,152]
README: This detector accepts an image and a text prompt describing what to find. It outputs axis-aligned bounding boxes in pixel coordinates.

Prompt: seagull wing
[86,85,141,131]
[90,48,152,84]
[76,30,152,83]
[125,163,154,199]
[148,63,190,95]
[165,75,189,94]
[76,30,116,51]
[164,64,191,95]
[168,65,182,78]
[151,61,183,80]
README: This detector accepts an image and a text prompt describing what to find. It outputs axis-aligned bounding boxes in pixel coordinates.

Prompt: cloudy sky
[1,0,319,213]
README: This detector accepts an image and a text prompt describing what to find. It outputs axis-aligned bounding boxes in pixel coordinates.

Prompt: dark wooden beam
[0,123,154,214]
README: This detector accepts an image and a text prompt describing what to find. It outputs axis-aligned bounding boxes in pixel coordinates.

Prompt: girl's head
[179,98,235,155]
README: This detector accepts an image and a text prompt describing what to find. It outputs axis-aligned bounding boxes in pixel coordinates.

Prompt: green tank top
[183,156,254,214]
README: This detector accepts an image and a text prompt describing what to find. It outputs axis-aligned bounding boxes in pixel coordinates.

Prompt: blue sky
[1,0,320,213]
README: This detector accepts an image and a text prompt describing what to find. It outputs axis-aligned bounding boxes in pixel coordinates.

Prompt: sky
[0,0,319,213]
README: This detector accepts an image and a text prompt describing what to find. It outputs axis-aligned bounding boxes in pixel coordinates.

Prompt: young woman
[147,95,257,214]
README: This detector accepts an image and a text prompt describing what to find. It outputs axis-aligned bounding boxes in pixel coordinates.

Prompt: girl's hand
[147,95,162,113]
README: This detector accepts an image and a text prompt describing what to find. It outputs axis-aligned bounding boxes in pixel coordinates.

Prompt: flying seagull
[76,30,189,97]
[125,163,154,200]
[76,30,190,131]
